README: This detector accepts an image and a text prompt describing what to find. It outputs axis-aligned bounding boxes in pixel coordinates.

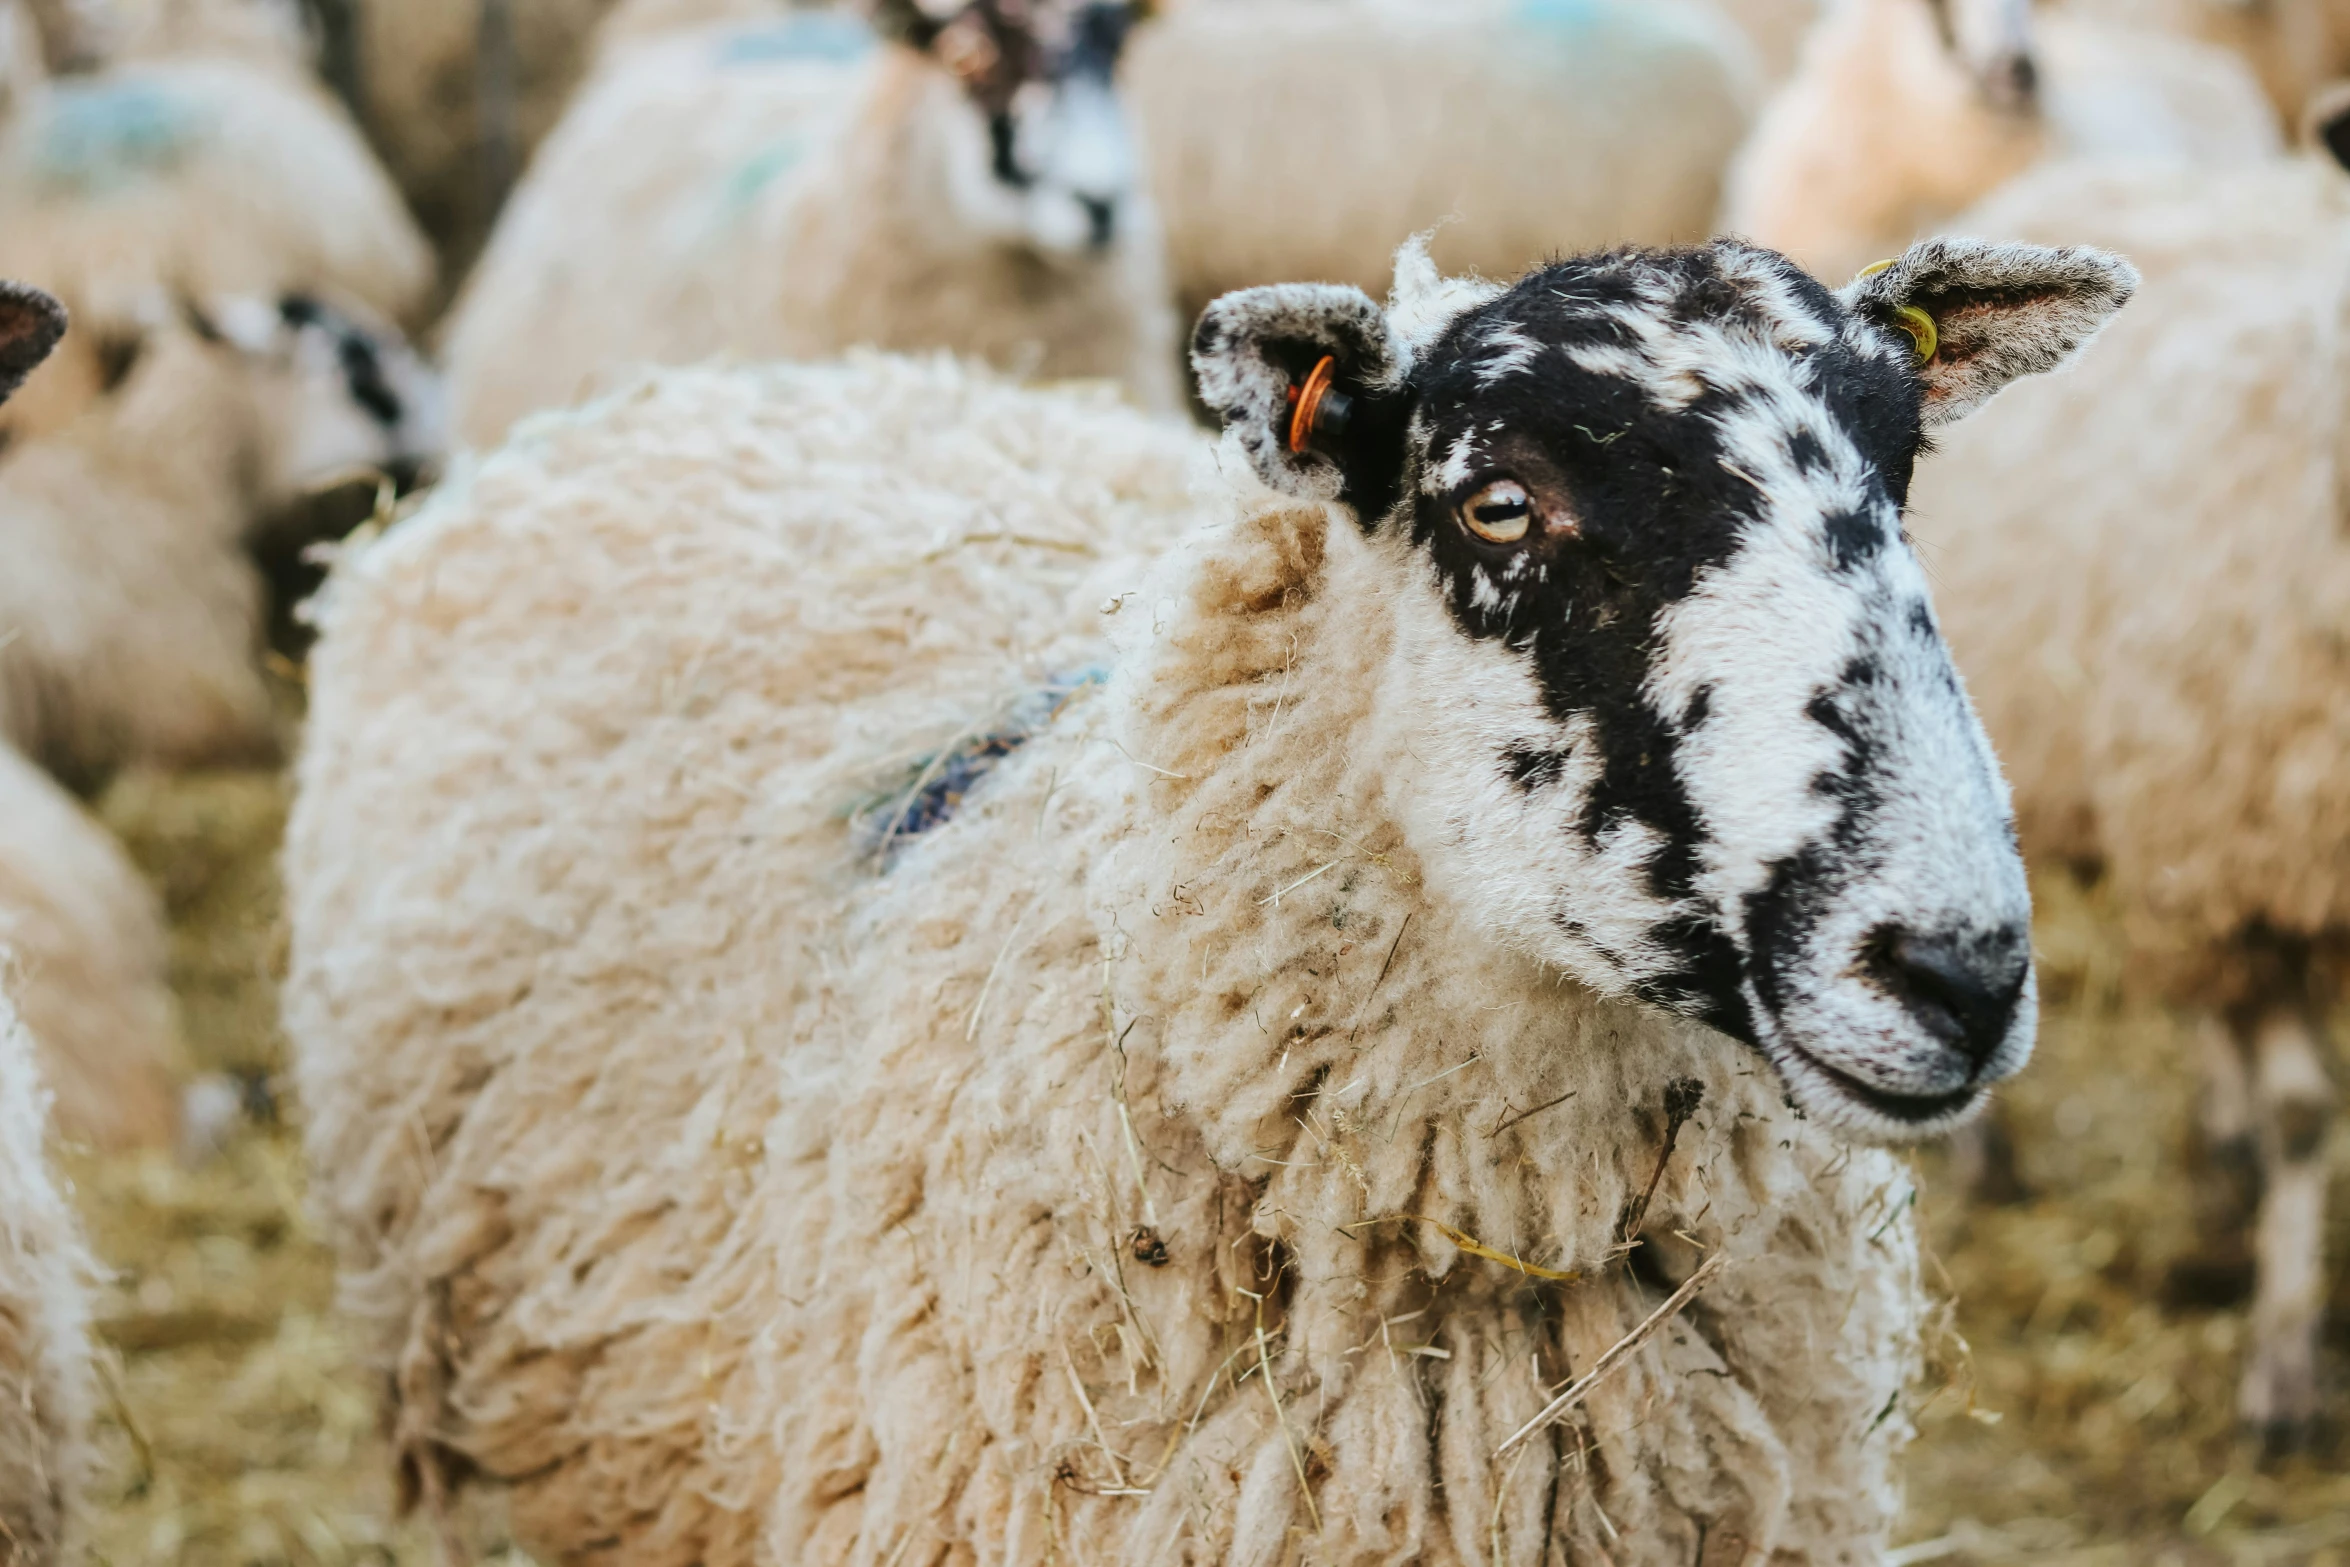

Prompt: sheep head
[1191,236,2136,1142]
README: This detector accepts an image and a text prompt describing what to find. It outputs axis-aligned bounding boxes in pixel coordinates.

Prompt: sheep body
[442,16,1178,449]
[1124,0,1760,319]
[1722,0,2277,284]
[0,742,181,1149]
[0,989,97,1566]
[287,353,1922,1564]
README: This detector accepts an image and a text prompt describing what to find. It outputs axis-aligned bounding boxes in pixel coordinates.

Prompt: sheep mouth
[1787,1045,1978,1127]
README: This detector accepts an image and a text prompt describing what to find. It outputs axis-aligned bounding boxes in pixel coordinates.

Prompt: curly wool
[0,989,97,1567]
[1722,0,2278,285]
[0,743,181,1150]
[1911,156,2350,1000]
[1125,0,1759,322]
[441,16,1179,449]
[288,354,1924,1565]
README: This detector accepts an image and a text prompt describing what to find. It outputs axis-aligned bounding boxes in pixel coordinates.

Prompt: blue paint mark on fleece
[718,12,875,67]
[36,80,203,194]
[1513,0,1608,32]
[719,136,810,215]
[858,669,1108,861]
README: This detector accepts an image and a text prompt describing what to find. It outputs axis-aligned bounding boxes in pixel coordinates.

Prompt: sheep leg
[2238,1005,2334,1449]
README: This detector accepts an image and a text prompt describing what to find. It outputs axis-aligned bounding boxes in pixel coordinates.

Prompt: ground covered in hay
[48,769,2350,1565]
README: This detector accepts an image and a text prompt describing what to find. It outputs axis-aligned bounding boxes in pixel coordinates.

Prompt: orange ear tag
[1287,355,1338,456]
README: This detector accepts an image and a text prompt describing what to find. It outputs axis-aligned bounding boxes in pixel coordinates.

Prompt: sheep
[0,47,434,436]
[2070,0,2350,131]
[1900,144,2350,1447]
[0,290,443,785]
[284,234,2133,1563]
[0,988,97,1567]
[1721,0,2279,286]
[441,0,1179,451]
[1121,0,1762,325]
[1713,0,1821,80]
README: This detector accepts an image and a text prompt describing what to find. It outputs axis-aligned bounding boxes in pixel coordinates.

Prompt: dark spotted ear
[0,282,66,407]
[1190,283,1410,516]
[1840,239,2137,427]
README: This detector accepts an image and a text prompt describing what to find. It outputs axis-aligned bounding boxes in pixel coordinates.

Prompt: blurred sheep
[1124,0,1762,321]
[282,235,2130,1562]
[441,0,1177,449]
[1722,0,2277,284]
[0,45,433,436]
[1909,140,2350,1445]
[0,293,441,785]
[2076,0,2350,131]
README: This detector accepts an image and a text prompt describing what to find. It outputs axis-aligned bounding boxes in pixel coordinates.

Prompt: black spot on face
[1503,743,1569,793]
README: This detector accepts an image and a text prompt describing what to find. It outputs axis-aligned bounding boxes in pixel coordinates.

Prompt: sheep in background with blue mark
[441,0,1178,450]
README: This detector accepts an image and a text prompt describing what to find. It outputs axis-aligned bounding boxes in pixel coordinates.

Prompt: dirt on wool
[47,768,2350,1565]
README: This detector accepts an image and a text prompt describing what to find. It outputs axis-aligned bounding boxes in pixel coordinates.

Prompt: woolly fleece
[288,353,1924,1565]
[0,988,96,1566]
[1125,0,1760,322]
[441,20,1178,449]
[1910,156,2350,1001]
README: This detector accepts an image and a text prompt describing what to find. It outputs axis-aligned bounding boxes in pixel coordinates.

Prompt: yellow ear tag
[1853,259,1939,365]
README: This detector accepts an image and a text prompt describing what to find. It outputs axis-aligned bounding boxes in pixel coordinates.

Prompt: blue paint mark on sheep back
[858,670,1107,862]
[36,80,204,194]
[1513,0,1607,31]
[717,13,875,67]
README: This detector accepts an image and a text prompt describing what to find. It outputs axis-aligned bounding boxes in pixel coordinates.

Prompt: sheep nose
[1077,194,1118,250]
[1866,924,2029,1072]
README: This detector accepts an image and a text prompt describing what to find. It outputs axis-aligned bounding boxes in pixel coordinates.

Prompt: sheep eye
[1459,479,1532,545]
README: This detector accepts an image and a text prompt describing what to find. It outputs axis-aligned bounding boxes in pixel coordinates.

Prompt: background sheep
[0,988,98,1567]
[1722,0,2277,284]
[0,46,433,436]
[440,0,1177,450]
[0,293,442,785]
[284,236,2128,1562]
[1907,147,2350,1444]
[1123,0,1762,322]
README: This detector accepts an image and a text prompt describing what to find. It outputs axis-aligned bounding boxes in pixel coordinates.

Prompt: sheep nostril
[1864,924,2028,1071]
[1983,50,2038,112]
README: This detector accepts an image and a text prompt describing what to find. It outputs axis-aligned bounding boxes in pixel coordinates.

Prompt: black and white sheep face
[205,293,446,499]
[882,0,1144,257]
[1192,237,2136,1142]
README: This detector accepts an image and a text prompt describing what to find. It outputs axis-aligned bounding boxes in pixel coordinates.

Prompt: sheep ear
[1840,239,2138,426]
[0,282,65,407]
[1190,283,1410,519]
